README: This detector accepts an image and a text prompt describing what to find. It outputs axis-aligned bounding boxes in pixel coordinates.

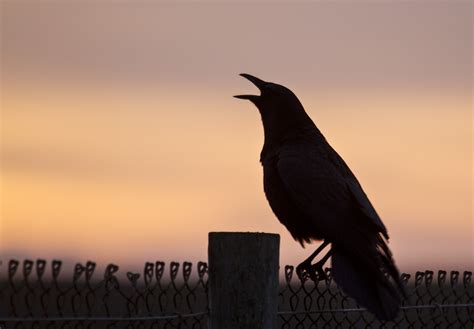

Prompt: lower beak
[233,94,259,101]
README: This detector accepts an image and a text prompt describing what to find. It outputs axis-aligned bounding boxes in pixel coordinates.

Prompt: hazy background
[1,1,472,273]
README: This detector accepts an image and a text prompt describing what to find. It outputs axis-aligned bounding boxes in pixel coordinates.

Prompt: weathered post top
[208,232,280,329]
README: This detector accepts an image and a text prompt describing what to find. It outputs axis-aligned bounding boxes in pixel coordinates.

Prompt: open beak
[234,73,267,101]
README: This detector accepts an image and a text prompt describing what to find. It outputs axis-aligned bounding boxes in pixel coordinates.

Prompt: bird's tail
[331,237,404,321]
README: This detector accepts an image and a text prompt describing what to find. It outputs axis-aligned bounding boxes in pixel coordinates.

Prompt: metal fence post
[208,232,280,329]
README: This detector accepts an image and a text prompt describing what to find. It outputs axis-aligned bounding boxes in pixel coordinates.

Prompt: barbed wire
[0,259,472,328]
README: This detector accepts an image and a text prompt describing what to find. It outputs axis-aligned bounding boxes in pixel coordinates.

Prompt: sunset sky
[1,1,472,273]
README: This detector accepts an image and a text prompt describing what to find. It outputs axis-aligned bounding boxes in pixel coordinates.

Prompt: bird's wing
[277,141,401,319]
[345,177,388,238]
[276,141,388,239]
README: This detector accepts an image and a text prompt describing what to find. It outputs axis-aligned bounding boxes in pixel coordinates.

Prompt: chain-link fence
[0,260,208,328]
[279,265,473,328]
[0,259,473,328]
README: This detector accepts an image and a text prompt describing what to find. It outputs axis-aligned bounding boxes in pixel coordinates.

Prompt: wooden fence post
[208,232,280,329]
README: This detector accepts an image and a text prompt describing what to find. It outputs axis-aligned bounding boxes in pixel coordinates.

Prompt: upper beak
[234,73,267,101]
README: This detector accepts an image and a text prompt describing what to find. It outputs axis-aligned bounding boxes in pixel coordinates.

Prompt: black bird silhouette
[235,73,405,320]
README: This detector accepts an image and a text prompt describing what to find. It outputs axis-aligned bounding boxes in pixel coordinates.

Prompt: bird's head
[234,73,303,112]
[234,73,313,139]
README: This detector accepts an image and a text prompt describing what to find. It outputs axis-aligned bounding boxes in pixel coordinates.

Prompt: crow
[235,73,405,321]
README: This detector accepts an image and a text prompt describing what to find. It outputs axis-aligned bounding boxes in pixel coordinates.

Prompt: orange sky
[1,2,472,273]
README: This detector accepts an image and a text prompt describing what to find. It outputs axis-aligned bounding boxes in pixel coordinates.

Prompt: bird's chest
[262,160,306,231]
[262,153,326,243]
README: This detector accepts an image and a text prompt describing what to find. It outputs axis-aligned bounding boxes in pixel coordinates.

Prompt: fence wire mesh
[0,260,208,329]
[279,265,473,328]
[0,259,472,328]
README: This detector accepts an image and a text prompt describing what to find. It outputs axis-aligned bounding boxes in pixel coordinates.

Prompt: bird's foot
[311,263,328,281]
[296,261,310,280]
[296,261,327,281]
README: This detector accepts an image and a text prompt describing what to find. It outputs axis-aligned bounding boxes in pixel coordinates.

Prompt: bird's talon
[296,261,328,281]
[316,267,327,281]
[296,267,305,280]
[296,262,311,280]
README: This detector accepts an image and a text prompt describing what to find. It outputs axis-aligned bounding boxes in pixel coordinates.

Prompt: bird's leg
[308,249,333,281]
[301,240,331,265]
[296,240,330,280]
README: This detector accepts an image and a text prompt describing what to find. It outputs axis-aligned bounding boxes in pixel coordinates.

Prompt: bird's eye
[265,84,278,93]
